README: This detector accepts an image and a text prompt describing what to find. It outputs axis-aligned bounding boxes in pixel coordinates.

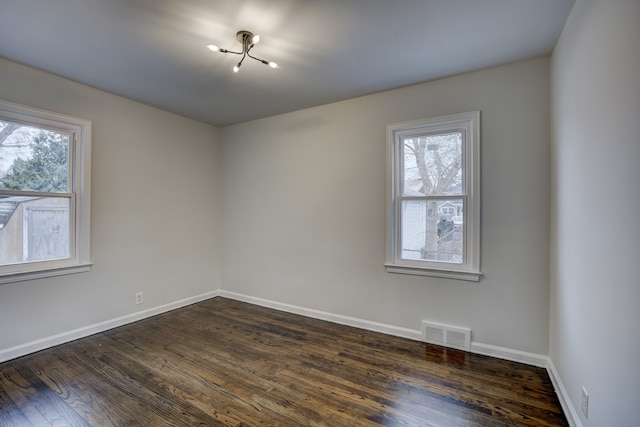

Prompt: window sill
[0,263,93,285]
[385,263,481,282]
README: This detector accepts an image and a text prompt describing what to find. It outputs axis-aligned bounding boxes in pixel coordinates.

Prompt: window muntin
[386,111,480,281]
[0,101,91,283]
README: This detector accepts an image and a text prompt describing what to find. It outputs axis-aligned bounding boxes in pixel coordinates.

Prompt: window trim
[0,100,92,284]
[385,111,481,281]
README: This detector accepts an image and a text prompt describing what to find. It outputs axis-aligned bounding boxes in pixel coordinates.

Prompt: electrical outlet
[581,387,589,418]
[135,292,143,305]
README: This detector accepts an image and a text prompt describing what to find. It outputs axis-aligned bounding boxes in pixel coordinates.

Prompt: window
[0,100,91,283]
[386,111,480,281]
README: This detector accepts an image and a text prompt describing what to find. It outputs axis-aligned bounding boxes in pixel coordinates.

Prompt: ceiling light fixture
[207,30,278,73]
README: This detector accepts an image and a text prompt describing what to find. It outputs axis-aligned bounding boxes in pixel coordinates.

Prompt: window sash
[400,130,466,197]
[397,196,466,265]
[0,121,72,194]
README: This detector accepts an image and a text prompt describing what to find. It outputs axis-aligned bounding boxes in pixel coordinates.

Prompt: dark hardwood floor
[0,297,568,426]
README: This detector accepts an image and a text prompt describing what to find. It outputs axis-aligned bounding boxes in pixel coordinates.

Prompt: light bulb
[268,61,278,69]
[206,44,219,52]
[252,34,260,44]
[233,63,241,73]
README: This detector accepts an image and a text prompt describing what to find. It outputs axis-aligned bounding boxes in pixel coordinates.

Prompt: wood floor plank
[0,379,35,427]
[0,297,569,426]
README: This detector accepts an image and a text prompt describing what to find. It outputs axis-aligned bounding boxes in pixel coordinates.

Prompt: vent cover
[421,321,471,351]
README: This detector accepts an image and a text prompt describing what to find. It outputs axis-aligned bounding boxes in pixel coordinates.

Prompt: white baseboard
[218,290,424,341]
[471,342,549,368]
[219,290,549,367]
[0,289,551,369]
[0,289,221,363]
[547,358,582,427]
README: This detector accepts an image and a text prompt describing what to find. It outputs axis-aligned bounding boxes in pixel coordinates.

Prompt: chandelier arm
[246,52,269,64]
[219,49,243,55]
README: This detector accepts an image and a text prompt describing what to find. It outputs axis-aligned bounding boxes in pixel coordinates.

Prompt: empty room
[0,1,638,426]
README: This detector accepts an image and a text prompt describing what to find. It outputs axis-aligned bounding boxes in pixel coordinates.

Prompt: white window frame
[0,100,92,284]
[385,111,481,281]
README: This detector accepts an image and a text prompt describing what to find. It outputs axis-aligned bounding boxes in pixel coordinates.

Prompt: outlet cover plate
[581,387,589,418]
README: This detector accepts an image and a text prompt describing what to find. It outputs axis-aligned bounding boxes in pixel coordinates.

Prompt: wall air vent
[421,321,471,351]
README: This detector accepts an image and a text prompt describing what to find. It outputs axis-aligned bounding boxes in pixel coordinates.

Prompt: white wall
[550,1,640,425]
[0,58,221,353]
[220,58,551,355]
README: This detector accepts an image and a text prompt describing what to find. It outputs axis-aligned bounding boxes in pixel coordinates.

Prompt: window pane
[401,199,463,263]
[0,196,70,265]
[402,132,462,196]
[0,121,69,192]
